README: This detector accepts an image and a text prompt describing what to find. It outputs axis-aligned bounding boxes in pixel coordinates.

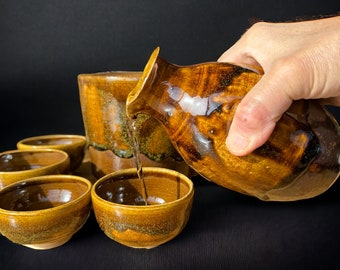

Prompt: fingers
[218,42,261,69]
[225,98,277,156]
[226,68,293,156]
[219,18,340,155]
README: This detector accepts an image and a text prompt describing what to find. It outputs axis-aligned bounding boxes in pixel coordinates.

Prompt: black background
[1,1,340,269]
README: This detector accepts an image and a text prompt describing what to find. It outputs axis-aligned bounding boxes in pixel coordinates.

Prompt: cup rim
[0,174,92,215]
[17,134,86,149]
[0,149,70,175]
[91,167,194,209]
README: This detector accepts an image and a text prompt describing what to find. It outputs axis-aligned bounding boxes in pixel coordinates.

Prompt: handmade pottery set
[0,47,339,250]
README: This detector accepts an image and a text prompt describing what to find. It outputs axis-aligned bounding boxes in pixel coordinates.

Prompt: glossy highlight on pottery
[91,167,194,249]
[0,175,92,250]
[17,134,86,171]
[0,149,70,189]
[78,71,192,178]
[126,47,340,201]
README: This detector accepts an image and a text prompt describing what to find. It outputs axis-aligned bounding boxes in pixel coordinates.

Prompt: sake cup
[0,174,92,249]
[0,149,70,189]
[91,167,194,249]
[17,134,86,171]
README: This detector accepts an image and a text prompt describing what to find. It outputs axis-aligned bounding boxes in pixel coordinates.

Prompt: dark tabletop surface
[1,1,339,269]
[1,174,340,270]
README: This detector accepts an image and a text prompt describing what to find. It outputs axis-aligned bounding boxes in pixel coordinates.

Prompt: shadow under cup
[78,71,192,179]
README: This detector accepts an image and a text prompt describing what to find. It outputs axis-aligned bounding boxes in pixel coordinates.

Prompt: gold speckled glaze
[0,175,92,249]
[91,167,194,249]
[0,149,70,190]
[17,134,86,171]
[126,47,340,201]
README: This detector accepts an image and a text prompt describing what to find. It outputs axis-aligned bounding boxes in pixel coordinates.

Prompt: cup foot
[22,235,72,250]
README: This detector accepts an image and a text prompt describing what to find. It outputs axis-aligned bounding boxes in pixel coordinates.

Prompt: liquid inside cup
[1,164,44,172]
[0,180,88,211]
[95,175,190,206]
[0,151,66,172]
[24,138,80,146]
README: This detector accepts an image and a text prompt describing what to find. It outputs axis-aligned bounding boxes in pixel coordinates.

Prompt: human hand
[218,16,340,156]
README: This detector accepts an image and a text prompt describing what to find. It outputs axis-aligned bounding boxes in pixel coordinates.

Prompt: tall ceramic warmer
[78,71,192,179]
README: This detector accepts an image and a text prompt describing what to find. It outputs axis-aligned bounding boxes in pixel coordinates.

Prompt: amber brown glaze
[17,134,86,171]
[78,71,192,178]
[126,47,340,201]
[0,149,70,189]
[0,175,92,249]
[91,167,194,248]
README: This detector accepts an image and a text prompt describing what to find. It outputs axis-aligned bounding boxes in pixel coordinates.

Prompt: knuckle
[270,55,311,99]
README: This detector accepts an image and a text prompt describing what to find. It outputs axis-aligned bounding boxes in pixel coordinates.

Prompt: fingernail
[226,132,250,155]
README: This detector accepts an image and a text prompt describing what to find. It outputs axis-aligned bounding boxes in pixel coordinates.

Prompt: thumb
[226,70,293,156]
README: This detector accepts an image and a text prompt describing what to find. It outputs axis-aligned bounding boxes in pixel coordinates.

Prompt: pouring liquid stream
[127,119,149,205]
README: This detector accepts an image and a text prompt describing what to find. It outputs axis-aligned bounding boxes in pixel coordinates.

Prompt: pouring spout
[126,47,161,120]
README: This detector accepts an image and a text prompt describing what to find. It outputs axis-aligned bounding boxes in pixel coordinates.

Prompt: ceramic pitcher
[126,47,340,201]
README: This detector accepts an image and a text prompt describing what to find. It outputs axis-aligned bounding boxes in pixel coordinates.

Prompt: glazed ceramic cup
[0,149,70,189]
[91,167,194,249]
[78,71,192,179]
[0,175,92,249]
[17,134,86,171]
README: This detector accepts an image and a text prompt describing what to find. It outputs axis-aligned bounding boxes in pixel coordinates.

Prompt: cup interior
[95,168,192,206]
[18,135,85,147]
[0,150,67,172]
[0,177,90,211]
